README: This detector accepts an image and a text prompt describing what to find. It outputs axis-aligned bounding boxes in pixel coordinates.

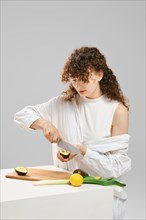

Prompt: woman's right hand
[42,121,61,143]
[30,118,61,143]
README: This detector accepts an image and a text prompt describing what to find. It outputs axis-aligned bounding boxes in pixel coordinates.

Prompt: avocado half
[15,166,28,175]
[73,169,89,177]
[59,149,70,159]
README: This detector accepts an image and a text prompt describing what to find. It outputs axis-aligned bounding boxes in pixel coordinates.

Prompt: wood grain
[5,168,72,181]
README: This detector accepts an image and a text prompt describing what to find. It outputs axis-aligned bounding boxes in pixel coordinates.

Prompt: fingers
[48,133,60,143]
[42,122,61,143]
[57,152,69,162]
[44,130,61,143]
[68,153,76,160]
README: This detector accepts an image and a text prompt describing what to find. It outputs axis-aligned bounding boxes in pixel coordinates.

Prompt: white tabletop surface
[1,165,112,202]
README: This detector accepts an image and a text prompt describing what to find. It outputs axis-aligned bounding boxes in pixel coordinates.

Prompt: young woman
[14,47,131,220]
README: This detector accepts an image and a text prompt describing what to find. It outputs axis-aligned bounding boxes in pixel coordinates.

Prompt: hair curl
[61,46,129,110]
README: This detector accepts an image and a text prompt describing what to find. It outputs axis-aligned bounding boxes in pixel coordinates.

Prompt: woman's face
[70,70,103,99]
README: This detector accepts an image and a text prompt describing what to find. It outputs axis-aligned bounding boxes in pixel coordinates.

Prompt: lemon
[69,173,83,187]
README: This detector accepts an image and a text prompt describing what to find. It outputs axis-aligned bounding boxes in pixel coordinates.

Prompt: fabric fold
[82,134,130,153]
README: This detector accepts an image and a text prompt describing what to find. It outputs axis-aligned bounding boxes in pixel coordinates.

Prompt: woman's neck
[86,89,103,99]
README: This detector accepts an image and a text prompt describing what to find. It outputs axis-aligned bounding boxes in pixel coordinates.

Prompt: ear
[97,70,104,82]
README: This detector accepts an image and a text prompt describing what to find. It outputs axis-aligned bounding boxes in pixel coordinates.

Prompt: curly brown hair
[61,46,129,110]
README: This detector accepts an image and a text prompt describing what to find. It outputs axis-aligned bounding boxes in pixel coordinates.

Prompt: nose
[76,80,84,87]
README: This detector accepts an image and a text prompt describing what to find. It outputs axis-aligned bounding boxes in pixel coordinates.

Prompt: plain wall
[1,1,145,219]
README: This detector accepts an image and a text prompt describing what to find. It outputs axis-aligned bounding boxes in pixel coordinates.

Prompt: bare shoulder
[111,103,129,135]
[114,103,128,118]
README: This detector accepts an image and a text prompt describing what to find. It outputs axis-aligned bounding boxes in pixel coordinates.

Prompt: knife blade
[57,140,80,154]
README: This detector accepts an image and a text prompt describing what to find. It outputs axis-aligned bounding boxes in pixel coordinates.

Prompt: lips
[78,90,86,94]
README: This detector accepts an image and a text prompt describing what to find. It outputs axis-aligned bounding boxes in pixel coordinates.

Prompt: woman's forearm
[30,118,61,143]
[30,118,51,130]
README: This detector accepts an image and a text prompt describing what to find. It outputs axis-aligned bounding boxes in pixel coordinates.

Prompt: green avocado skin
[15,167,28,175]
[73,169,89,177]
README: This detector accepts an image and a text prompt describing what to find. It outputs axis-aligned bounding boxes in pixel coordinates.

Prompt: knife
[57,140,80,154]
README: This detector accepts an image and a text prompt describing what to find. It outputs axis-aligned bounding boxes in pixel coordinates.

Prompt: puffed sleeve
[80,148,131,178]
[14,96,58,131]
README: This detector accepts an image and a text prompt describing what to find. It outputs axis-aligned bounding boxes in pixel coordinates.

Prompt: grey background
[1,1,145,219]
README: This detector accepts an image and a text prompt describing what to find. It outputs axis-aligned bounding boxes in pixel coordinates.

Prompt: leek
[33,179,70,186]
[83,176,126,187]
[33,176,126,187]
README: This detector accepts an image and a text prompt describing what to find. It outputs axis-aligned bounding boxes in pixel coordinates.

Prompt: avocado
[15,166,28,175]
[59,149,71,159]
[73,169,89,177]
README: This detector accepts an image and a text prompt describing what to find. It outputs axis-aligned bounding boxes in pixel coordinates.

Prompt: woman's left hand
[57,152,77,162]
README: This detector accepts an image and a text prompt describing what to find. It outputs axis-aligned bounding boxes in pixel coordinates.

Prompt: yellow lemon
[69,173,83,187]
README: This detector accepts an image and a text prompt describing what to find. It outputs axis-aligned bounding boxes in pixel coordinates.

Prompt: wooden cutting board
[5,168,72,181]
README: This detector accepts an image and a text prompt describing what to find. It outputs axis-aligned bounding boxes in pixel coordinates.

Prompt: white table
[1,165,113,219]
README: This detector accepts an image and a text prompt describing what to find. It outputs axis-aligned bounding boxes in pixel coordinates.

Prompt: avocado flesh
[59,149,70,159]
[15,166,28,175]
